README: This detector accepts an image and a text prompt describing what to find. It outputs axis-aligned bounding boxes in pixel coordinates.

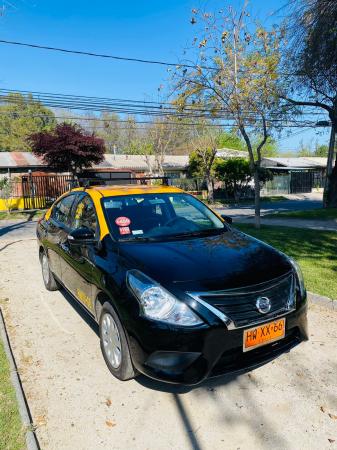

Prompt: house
[0,152,189,178]
[0,149,247,179]
[261,157,327,194]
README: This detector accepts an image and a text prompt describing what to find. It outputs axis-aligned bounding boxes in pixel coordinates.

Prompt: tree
[174,3,284,227]
[188,131,219,203]
[0,176,14,213]
[147,118,176,176]
[121,114,179,176]
[253,136,278,157]
[0,93,56,151]
[314,144,329,157]
[214,157,252,202]
[298,139,313,157]
[89,112,121,154]
[216,131,244,150]
[283,0,337,206]
[28,123,105,177]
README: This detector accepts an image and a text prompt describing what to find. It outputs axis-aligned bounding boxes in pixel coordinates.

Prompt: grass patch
[235,223,337,300]
[264,208,337,221]
[0,340,26,450]
[0,210,45,220]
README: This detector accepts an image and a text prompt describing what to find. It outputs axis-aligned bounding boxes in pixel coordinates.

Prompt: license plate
[243,318,286,352]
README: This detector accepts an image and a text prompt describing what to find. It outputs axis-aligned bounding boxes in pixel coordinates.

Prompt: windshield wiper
[121,236,157,242]
[166,228,226,239]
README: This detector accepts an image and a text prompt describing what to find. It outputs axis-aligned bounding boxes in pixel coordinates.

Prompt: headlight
[127,270,203,326]
[289,258,306,298]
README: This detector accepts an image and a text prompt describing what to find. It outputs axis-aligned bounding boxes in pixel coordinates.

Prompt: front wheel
[99,302,137,381]
[40,251,60,291]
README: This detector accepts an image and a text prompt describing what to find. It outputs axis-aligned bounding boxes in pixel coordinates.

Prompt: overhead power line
[0,110,322,129]
[0,39,303,76]
[0,39,214,71]
[0,88,328,125]
[0,89,323,116]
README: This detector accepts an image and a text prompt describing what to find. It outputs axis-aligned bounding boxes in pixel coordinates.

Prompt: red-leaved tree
[28,122,105,177]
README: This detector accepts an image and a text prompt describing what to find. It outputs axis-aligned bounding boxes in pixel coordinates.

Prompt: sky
[0,0,330,152]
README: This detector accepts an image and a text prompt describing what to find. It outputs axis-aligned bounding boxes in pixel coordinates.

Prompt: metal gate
[290,171,314,194]
[21,174,71,209]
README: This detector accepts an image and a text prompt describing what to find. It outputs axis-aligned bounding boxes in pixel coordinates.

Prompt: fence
[261,171,325,196]
[261,174,291,196]
[20,174,72,209]
[0,174,72,211]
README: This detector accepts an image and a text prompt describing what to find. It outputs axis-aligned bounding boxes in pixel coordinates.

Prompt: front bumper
[128,303,308,385]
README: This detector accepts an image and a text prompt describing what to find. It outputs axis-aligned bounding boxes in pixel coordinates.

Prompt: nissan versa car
[37,184,308,385]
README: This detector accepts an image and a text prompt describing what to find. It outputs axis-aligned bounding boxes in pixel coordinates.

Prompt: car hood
[119,229,292,291]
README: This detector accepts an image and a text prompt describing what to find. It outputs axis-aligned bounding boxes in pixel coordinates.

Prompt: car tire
[40,251,60,291]
[99,302,137,381]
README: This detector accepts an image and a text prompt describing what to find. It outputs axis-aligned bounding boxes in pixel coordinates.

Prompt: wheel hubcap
[102,313,122,369]
[42,254,50,284]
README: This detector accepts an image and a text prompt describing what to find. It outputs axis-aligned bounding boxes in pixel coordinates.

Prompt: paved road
[1,239,336,450]
[216,193,323,220]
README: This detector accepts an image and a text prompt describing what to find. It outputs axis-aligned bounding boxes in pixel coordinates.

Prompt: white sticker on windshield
[132,230,144,235]
[104,200,122,209]
[149,199,165,205]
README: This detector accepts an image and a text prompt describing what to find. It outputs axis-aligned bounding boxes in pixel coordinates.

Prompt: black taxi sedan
[37,184,308,385]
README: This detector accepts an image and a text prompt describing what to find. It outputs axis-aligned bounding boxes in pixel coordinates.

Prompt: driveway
[0,238,336,450]
[0,219,38,241]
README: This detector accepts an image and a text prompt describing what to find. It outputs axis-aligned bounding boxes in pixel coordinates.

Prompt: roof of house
[261,156,327,169]
[0,152,190,171]
[0,149,247,171]
[216,148,248,158]
[0,151,42,168]
[100,154,189,171]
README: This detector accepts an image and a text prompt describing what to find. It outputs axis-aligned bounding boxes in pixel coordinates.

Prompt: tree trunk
[326,163,337,207]
[254,169,261,229]
[206,176,214,203]
[323,123,336,208]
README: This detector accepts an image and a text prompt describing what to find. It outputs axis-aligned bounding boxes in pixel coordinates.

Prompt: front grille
[193,272,295,328]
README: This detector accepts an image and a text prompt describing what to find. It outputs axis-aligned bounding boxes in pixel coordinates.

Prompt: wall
[0,197,36,211]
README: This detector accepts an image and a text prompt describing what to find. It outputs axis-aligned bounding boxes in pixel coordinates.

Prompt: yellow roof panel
[81,185,184,197]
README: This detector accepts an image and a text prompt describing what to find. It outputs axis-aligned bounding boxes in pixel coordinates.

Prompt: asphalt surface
[216,194,323,220]
[1,239,336,450]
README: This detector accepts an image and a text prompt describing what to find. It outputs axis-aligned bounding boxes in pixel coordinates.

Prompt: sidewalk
[234,216,337,231]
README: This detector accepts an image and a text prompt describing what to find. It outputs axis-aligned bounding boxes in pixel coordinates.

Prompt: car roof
[72,184,184,197]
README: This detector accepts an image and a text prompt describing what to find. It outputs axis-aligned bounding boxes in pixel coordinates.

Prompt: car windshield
[102,193,226,241]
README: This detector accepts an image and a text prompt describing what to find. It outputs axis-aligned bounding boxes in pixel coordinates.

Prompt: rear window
[102,193,225,241]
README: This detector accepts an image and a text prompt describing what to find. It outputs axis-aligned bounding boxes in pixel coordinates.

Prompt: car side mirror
[221,214,233,224]
[68,227,96,245]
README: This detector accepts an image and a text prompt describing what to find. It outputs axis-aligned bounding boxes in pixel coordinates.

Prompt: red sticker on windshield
[119,226,131,235]
[115,216,131,227]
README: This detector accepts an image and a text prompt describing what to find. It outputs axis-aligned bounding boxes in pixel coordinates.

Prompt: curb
[0,308,39,450]
[308,292,337,311]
